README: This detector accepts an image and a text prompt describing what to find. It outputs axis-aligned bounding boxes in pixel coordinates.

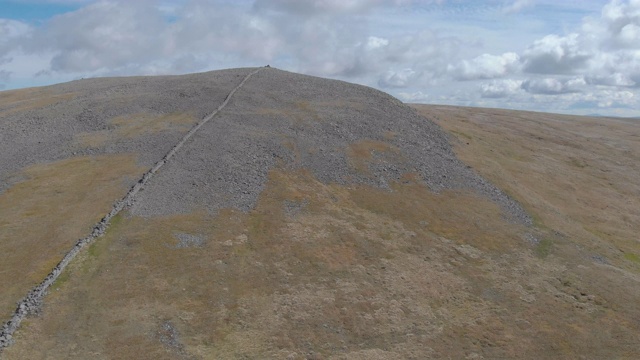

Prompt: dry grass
[412,105,640,270]
[347,140,402,175]
[4,103,640,359]
[0,88,77,117]
[255,100,364,128]
[0,154,144,319]
[6,160,640,359]
[75,112,197,148]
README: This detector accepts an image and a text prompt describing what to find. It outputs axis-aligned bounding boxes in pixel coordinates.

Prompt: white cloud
[588,71,636,86]
[522,33,591,74]
[379,68,418,87]
[600,0,640,49]
[252,0,430,16]
[253,0,383,15]
[449,52,520,80]
[502,0,534,14]
[0,18,32,56]
[594,89,635,107]
[365,36,389,50]
[0,19,31,40]
[23,1,167,73]
[522,77,587,95]
[481,79,523,98]
[1,0,640,117]
[397,90,430,102]
[522,78,571,94]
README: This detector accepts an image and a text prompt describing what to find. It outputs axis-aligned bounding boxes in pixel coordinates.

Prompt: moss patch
[624,253,640,264]
[534,238,553,258]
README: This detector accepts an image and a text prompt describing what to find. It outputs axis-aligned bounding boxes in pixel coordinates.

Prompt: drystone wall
[0,67,265,351]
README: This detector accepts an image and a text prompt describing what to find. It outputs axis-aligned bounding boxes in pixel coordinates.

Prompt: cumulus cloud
[23,1,167,72]
[1,0,639,116]
[449,52,520,80]
[518,0,640,83]
[0,19,32,55]
[522,34,591,74]
[502,0,534,14]
[252,0,430,16]
[599,0,640,49]
[593,89,635,107]
[522,78,564,94]
[397,90,430,102]
[1,0,462,90]
[379,68,418,87]
[365,36,389,51]
[253,0,383,15]
[481,79,523,98]
[361,29,462,88]
[587,72,636,87]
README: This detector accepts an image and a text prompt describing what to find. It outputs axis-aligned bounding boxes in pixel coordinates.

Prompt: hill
[0,67,639,359]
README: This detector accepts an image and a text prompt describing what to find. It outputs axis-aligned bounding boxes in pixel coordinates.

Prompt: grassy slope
[414,105,640,269]
[0,86,200,324]
[0,154,143,319]
[4,104,640,359]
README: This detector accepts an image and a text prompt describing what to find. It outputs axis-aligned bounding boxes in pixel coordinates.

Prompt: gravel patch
[0,68,251,195]
[0,66,533,353]
[131,68,531,225]
[0,67,262,352]
[173,232,205,249]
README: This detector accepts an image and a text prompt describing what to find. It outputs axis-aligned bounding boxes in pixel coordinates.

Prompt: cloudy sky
[1,0,639,117]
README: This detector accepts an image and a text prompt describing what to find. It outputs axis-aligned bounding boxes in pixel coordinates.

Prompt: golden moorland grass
[412,105,640,270]
[255,100,364,127]
[6,163,640,359]
[2,97,640,358]
[0,154,144,320]
[0,88,77,117]
[346,140,403,175]
[75,112,198,148]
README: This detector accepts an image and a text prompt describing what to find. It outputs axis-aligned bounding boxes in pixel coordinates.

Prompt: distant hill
[1,68,639,359]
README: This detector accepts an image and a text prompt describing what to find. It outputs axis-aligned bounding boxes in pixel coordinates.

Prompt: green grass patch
[87,240,101,259]
[624,252,640,264]
[535,238,553,258]
[88,213,124,258]
[109,211,125,229]
[52,268,71,290]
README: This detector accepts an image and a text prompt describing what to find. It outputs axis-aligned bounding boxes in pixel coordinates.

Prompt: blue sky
[1,0,639,117]
[1,1,82,21]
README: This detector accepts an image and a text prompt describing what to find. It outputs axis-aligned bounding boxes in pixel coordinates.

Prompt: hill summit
[1,67,639,359]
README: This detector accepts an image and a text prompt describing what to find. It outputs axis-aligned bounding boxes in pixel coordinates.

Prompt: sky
[1,0,639,117]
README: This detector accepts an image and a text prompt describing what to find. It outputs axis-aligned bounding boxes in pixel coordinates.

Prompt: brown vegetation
[76,112,197,148]
[3,101,640,359]
[6,154,640,358]
[0,88,77,117]
[413,105,640,271]
[0,155,144,320]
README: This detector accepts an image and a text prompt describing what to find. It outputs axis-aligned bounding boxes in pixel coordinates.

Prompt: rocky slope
[0,68,638,359]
